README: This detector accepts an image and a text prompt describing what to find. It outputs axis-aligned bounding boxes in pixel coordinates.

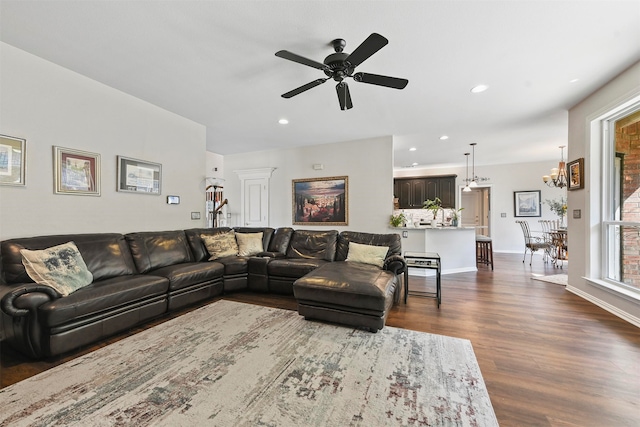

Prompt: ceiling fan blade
[275,50,329,71]
[336,82,353,110]
[281,78,328,98]
[353,72,408,89]
[345,33,388,68]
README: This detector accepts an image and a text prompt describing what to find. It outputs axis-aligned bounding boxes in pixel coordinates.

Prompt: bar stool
[476,235,494,270]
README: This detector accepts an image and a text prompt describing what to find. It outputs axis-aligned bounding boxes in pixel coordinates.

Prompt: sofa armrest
[1,284,58,317]
[383,254,406,276]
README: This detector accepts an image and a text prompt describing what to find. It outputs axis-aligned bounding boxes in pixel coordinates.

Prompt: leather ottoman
[293,261,399,332]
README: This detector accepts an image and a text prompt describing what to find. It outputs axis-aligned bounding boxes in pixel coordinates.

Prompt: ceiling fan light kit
[275,33,408,110]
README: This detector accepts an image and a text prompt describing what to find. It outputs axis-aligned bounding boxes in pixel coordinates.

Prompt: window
[602,104,640,292]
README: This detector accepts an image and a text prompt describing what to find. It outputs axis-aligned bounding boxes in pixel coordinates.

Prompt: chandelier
[542,145,567,189]
[464,143,490,187]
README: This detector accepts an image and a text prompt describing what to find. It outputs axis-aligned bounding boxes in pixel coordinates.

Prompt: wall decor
[514,190,541,217]
[54,146,100,196]
[292,176,348,225]
[0,134,26,186]
[167,195,180,205]
[117,156,162,194]
[567,158,584,190]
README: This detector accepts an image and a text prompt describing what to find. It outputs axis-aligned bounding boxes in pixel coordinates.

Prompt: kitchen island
[394,226,477,275]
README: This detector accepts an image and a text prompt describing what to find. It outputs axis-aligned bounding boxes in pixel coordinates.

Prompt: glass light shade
[543,175,550,182]
[469,180,478,188]
[463,185,472,192]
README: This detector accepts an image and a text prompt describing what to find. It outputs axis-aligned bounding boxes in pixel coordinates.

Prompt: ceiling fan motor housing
[323,52,353,81]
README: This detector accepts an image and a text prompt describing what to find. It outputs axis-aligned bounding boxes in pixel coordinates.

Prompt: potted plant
[544,196,567,227]
[389,212,407,228]
[423,197,442,227]
[450,208,464,227]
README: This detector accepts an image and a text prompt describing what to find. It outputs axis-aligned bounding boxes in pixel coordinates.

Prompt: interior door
[461,187,491,236]
[243,178,268,227]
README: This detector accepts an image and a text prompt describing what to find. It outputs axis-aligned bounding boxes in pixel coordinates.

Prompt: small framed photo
[0,134,26,186]
[567,158,584,191]
[167,195,180,205]
[54,146,100,196]
[117,156,161,194]
[514,190,541,217]
[292,176,348,225]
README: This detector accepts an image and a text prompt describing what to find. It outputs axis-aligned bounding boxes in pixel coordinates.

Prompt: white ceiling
[1,1,639,170]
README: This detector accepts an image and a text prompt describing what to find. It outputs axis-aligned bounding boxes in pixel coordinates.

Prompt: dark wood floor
[2,253,639,426]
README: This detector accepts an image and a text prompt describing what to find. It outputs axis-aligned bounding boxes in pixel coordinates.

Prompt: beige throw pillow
[201,231,238,260]
[346,241,389,268]
[20,241,94,297]
[236,232,264,257]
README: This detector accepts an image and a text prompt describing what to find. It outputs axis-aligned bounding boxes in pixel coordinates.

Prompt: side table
[404,251,441,308]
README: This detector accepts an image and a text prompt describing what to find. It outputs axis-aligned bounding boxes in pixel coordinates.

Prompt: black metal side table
[404,251,441,308]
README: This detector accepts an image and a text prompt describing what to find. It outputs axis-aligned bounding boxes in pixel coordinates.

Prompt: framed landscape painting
[54,146,100,196]
[514,190,541,217]
[292,176,348,225]
[117,156,162,195]
[0,134,26,186]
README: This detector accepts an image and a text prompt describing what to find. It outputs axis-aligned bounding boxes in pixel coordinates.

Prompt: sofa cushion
[184,227,233,262]
[336,231,401,261]
[235,232,263,256]
[286,230,338,261]
[150,262,224,291]
[214,255,249,276]
[267,258,328,278]
[38,274,169,328]
[125,231,193,274]
[1,233,137,284]
[346,242,389,268]
[293,262,398,313]
[201,231,238,260]
[20,242,93,297]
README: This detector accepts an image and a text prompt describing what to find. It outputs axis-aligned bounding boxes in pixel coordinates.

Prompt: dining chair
[516,220,552,265]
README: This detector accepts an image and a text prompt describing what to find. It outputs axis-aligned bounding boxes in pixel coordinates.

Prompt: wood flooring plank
[1,253,639,426]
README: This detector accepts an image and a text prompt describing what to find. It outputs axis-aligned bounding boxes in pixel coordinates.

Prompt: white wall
[0,43,208,239]
[395,161,566,253]
[220,136,394,234]
[568,60,640,325]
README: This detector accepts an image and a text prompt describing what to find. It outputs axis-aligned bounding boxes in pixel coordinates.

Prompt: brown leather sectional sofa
[0,227,405,359]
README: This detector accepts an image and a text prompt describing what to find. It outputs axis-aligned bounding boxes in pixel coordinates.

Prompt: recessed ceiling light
[412,162,419,166]
[569,78,579,83]
[470,85,488,93]
[409,147,417,151]
[278,118,289,125]
[440,135,449,140]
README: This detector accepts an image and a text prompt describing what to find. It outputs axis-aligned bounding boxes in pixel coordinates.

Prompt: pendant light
[463,152,472,192]
[467,143,489,186]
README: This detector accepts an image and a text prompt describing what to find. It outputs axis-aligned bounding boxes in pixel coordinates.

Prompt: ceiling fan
[275,33,409,110]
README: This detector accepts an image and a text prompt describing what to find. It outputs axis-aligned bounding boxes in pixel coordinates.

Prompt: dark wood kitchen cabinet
[394,175,456,209]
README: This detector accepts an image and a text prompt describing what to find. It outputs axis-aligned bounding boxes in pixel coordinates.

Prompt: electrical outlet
[227,213,231,218]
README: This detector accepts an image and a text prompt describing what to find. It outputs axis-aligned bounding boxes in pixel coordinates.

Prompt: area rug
[0,300,497,426]
[532,273,568,286]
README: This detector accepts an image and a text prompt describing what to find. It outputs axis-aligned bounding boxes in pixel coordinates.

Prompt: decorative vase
[430,219,437,228]
[452,219,458,227]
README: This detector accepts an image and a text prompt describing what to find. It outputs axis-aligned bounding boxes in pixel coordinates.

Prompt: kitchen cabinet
[394,175,457,209]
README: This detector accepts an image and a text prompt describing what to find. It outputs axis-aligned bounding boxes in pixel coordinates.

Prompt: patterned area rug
[0,300,497,426]
[532,273,568,286]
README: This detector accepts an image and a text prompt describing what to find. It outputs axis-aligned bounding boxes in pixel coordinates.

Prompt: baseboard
[408,266,477,277]
[566,285,640,328]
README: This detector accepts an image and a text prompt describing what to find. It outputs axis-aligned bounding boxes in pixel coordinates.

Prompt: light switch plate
[501,213,507,218]
[573,209,581,219]
[191,212,201,220]
[402,231,408,238]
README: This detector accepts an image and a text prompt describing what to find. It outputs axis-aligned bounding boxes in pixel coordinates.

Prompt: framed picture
[567,158,584,190]
[54,146,100,196]
[0,134,26,186]
[117,156,162,194]
[292,176,348,225]
[514,190,541,217]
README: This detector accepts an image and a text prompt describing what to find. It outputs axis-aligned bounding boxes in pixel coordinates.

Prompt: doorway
[461,186,491,237]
